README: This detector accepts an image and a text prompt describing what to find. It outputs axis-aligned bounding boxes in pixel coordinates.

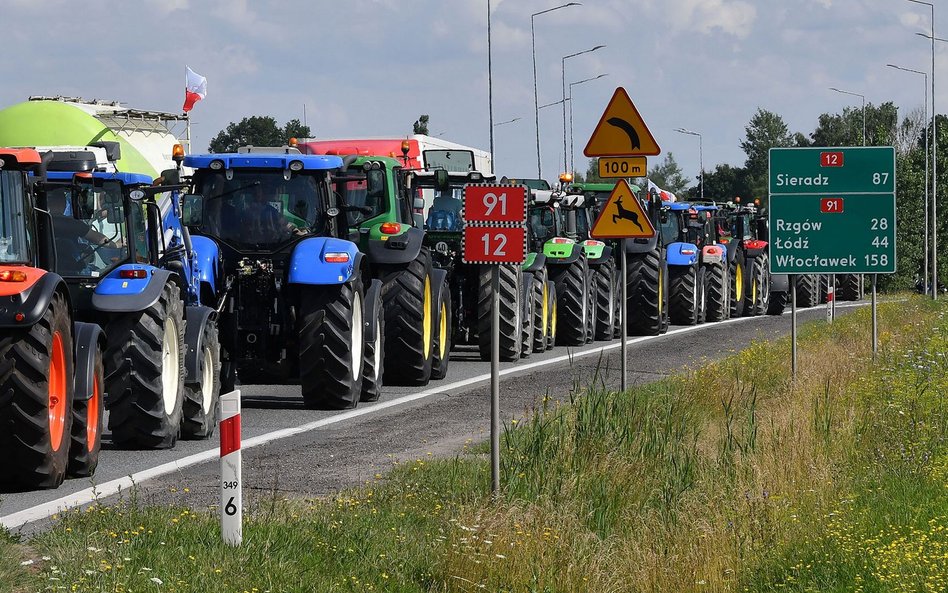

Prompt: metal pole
[925,74,930,295]
[931,21,938,302]
[698,133,704,200]
[487,0,494,159]
[561,57,568,174]
[490,265,501,496]
[531,16,541,179]
[831,274,836,321]
[568,84,574,174]
[620,239,627,392]
[790,274,797,378]
[871,274,878,357]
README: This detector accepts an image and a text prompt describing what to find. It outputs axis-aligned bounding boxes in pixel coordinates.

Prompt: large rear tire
[520,272,534,358]
[767,291,788,315]
[593,261,616,340]
[0,290,74,489]
[837,273,862,300]
[626,249,665,336]
[477,264,522,361]
[729,252,746,318]
[550,257,589,346]
[796,274,820,308]
[531,272,548,354]
[299,279,365,409]
[68,342,104,478]
[704,261,728,322]
[181,320,221,440]
[669,263,700,325]
[749,256,771,316]
[379,249,435,385]
[545,280,558,350]
[106,282,185,450]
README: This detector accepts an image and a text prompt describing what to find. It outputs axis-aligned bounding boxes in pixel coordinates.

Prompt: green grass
[3,296,948,592]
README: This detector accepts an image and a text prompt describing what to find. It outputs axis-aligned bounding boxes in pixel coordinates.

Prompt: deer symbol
[613,196,644,231]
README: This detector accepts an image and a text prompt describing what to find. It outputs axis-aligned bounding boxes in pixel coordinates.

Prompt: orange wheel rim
[48,332,67,452]
[87,375,100,451]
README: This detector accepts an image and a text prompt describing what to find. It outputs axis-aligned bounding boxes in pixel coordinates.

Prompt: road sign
[462,226,527,264]
[769,147,896,274]
[583,87,661,157]
[598,156,647,179]
[589,179,656,239]
[463,184,527,225]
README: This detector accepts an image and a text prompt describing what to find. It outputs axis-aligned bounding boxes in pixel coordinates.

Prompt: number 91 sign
[462,184,528,264]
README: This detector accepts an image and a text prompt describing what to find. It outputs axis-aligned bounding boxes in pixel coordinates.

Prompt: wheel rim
[87,374,100,451]
[541,283,549,337]
[735,262,744,302]
[607,277,615,327]
[161,317,180,415]
[691,270,698,311]
[751,274,757,304]
[551,297,558,340]
[48,331,67,452]
[658,266,664,316]
[439,301,448,360]
[351,292,364,380]
[422,276,432,358]
[201,345,214,414]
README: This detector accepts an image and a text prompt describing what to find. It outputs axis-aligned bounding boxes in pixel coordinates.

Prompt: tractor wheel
[729,252,747,318]
[837,274,862,301]
[520,272,534,358]
[585,266,596,344]
[431,287,452,380]
[750,257,771,316]
[360,282,385,402]
[550,257,589,346]
[593,261,616,340]
[626,249,665,336]
[669,264,700,325]
[68,342,104,478]
[0,291,74,489]
[795,274,820,308]
[819,275,830,304]
[106,282,185,449]
[696,266,708,324]
[379,248,435,385]
[546,280,558,350]
[704,261,728,322]
[181,320,221,440]
[612,268,623,339]
[299,279,365,409]
[531,272,548,354]
[477,264,522,361]
[767,290,788,315]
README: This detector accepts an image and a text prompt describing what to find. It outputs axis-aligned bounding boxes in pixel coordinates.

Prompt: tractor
[0,148,105,488]
[716,199,774,317]
[688,204,731,322]
[179,147,383,409]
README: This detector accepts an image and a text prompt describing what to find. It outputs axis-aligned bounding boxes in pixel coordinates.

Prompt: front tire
[592,261,616,340]
[181,320,221,439]
[379,249,435,385]
[704,261,728,322]
[68,342,104,478]
[669,263,700,325]
[550,257,589,346]
[627,249,664,336]
[531,272,548,354]
[729,252,746,318]
[748,256,770,316]
[431,287,452,380]
[360,281,385,402]
[796,274,820,308]
[477,264,522,361]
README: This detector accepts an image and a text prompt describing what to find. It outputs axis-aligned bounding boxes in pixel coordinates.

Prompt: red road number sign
[463,226,526,264]
[464,185,527,224]
[820,151,844,167]
[820,197,844,213]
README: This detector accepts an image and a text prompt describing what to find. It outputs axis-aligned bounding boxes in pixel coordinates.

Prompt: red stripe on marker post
[219,414,241,457]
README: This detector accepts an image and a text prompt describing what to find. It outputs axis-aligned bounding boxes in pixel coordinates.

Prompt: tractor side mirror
[181,194,205,226]
[755,217,769,241]
[434,169,450,191]
[159,168,181,186]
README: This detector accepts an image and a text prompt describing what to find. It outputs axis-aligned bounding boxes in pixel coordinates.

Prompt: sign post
[769,146,896,361]
[219,389,242,546]
[462,184,527,496]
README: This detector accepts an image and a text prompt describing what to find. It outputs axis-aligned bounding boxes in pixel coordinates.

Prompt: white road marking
[0,302,866,529]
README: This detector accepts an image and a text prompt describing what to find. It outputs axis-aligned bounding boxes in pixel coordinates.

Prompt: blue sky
[0,0,943,188]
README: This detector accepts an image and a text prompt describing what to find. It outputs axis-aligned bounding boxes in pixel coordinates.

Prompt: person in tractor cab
[221,179,306,244]
[46,186,118,274]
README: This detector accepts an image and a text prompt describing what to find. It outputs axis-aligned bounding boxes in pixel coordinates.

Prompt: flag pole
[186,112,192,154]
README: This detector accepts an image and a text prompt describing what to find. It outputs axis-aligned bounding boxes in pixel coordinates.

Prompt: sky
[0,0,944,189]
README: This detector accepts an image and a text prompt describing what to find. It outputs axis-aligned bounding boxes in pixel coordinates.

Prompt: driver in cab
[239,181,304,244]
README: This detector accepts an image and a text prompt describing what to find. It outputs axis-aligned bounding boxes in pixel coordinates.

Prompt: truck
[0,148,106,488]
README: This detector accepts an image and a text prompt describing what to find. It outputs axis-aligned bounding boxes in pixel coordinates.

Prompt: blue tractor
[661,201,706,325]
[177,147,382,409]
[42,147,221,449]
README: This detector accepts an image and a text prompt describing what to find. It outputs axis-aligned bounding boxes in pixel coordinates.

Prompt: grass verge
[2,296,947,592]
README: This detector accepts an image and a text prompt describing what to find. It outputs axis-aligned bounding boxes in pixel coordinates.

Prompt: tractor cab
[409,167,493,233]
[0,150,45,267]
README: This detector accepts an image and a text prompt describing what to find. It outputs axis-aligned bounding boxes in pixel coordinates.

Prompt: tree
[413,114,430,135]
[209,116,311,153]
[648,152,689,195]
[697,163,753,202]
[739,109,798,200]
[584,158,605,183]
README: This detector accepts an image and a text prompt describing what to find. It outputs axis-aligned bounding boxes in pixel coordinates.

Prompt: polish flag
[183,66,207,113]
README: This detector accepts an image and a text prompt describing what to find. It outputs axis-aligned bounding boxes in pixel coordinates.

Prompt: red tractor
[0,149,105,489]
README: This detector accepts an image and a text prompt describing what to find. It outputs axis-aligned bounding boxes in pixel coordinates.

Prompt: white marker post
[219,389,242,546]
[825,277,835,324]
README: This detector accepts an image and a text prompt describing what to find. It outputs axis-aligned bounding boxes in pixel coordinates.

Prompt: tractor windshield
[47,179,134,277]
[192,169,328,251]
[420,181,464,232]
[0,170,33,263]
[333,167,388,228]
[529,205,561,242]
[660,209,682,245]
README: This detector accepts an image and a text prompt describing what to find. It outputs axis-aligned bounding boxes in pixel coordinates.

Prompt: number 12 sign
[462,184,527,264]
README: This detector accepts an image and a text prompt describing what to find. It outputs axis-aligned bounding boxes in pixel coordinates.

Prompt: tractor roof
[184,153,343,171]
[0,148,42,167]
[46,170,153,185]
[569,182,616,192]
[666,202,692,211]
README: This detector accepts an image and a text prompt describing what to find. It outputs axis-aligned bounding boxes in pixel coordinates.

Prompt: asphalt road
[0,303,861,532]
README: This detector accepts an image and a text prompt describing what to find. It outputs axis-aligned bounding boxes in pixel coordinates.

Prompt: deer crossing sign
[590,180,656,239]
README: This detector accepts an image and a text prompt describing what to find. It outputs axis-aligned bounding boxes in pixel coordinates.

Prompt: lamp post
[829,87,867,145]
[487,0,494,159]
[531,2,581,179]
[568,73,608,173]
[674,127,703,200]
[562,45,605,175]
[887,63,930,294]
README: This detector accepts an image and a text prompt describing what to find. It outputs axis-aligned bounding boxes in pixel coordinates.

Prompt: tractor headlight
[289,160,303,172]
[209,159,224,171]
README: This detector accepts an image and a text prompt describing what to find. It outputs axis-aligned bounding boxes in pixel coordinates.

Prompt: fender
[624,234,659,254]
[190,235,220,295]
[364,226,425,265]
[701,244,725,265]
[0,270,68,328]
[770,273,790,293]
[586,243,614,267]
[73,321,105,402]
[92,267,173,312]
[522,252,547,274]
[287,237,360,285]
[183,305,217,384]
[363,279,383,344]
[544,240,582,265]
[743,239,768,259]
[665,242,699,267]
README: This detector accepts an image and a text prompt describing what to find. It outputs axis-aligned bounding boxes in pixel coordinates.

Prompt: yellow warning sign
[590,179,656,239]
[583,87,661,157]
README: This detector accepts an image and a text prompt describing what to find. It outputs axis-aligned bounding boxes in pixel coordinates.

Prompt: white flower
[150,577,164,585]
[19,559,34,566]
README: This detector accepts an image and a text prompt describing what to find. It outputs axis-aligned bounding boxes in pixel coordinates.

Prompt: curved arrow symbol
[607,117,641,152]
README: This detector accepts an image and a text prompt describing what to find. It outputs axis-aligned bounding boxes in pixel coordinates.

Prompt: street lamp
[887,63,930,293]
[531,2,581,179]
[674,128,703,200]
[568,73,608,173]
[829,87,867,145]
[562,45,605,174]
